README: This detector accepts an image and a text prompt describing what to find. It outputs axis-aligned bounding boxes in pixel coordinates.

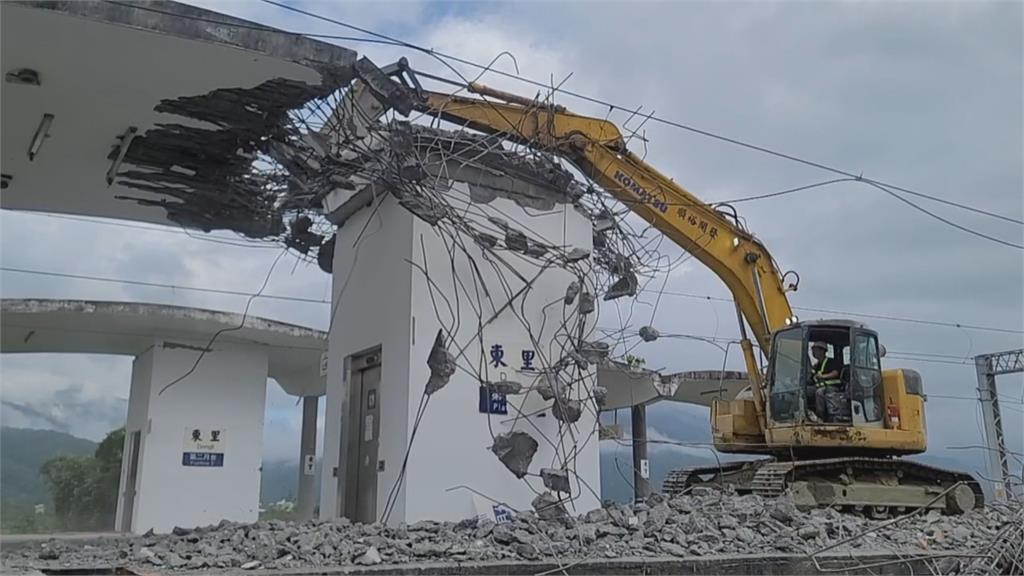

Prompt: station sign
[182,427,225,467]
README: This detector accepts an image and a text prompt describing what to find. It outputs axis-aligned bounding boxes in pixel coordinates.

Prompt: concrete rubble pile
[4,491,1020,574]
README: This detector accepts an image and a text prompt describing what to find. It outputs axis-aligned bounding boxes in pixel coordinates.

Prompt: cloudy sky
[2,1,1021,481]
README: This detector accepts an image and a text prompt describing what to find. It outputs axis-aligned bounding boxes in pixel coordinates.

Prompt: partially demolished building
[4,0,654,528]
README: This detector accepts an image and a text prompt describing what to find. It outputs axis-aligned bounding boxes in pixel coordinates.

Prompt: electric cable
[157,248,289,395]
[252,0,1024,228]
[0,266,330,305]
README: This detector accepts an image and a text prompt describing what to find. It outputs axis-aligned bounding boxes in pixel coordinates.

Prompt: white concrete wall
[322,187,601,525]
[403,194,601,522]
[321,196,414,520]
[123,341,268,533]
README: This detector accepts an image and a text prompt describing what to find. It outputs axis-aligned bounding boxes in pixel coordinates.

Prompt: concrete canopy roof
[1,1,356,233]
[598,362,749,410]
[1,299,327,397]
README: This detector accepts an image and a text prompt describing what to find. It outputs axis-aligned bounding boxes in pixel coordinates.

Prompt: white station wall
[323,188,601,525]
[321,198,415,520]
[404,193,602,522]
[119,341,268,533]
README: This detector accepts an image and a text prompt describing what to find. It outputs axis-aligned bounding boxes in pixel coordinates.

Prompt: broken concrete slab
[536,373,565,401]
[579,341,611,363]
[490,431,539,478]
[483,379,524,395]
[564,281,580,305]
[425,330,456,395]
[578,292,596,315]
[540,468,571,493]
[552,398,583,424]
[638,325,660,342]
[504,228,529,253]
[604,271,639,300]
[531,492,569,522]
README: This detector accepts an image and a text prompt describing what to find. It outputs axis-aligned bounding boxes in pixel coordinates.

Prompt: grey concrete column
[296,396,319,520]
[631,403,651,502]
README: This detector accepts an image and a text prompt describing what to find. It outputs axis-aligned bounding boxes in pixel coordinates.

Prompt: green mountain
[1,426,97,510]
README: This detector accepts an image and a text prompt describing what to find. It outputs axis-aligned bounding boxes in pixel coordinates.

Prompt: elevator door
[345,358,380,523]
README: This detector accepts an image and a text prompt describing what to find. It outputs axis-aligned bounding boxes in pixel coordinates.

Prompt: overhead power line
[14,212,281,249]
[4,266,1019,336]
[0,266,329,305]
[251,0,1024,232]
[653,289,1024,335]
[862,180,1023,250]
[599,326,1023,374]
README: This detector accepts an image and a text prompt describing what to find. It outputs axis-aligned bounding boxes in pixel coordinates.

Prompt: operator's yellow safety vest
[816,359,841,387]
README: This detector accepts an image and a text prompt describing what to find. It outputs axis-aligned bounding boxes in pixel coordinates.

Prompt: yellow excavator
[355,58,983,515]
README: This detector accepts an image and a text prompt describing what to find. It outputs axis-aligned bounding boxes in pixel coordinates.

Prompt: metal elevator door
[345,355,380,523]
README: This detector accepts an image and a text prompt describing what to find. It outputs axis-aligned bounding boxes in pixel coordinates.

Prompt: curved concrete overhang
[1,299,327,397]
[1,1,356,235]
[598,361,749,411]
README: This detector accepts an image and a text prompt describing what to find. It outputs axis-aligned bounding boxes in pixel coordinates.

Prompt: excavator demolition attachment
[349,57,986,517]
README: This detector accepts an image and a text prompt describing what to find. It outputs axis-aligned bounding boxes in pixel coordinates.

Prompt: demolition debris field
[4,490,1021,575]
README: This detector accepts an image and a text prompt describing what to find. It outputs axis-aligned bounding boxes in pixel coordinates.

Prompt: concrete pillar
[296,395,319,520]
[631,403,651,502]
[116,341,268,533]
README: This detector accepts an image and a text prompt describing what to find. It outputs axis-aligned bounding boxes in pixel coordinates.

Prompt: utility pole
[974,349,1024,501]
[631,403,651,501]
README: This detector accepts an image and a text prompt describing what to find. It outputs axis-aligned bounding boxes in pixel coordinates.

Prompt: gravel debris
[3,492,1019,574]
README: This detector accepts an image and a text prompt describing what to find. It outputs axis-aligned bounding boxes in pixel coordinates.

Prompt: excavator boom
[386,80,798,422]
[414,88,797,352]
[347,58,983,515]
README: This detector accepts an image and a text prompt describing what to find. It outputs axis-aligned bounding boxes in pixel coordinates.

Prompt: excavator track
[662,461,759,494]
[749,463,790,498]
[664,457,984,516]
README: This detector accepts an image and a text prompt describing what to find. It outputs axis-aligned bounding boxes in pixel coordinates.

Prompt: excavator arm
[342,60,972,510]
[356,60,798,416]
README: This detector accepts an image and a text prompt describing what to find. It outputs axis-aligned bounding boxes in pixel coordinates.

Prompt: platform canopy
[1,0,356,234]
[597,361,749,411]
[1,299,327,397]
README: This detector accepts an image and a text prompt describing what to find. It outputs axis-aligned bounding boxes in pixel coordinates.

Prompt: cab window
[851,332,883,422]
[853,333,881,370]
[769,328,804,422]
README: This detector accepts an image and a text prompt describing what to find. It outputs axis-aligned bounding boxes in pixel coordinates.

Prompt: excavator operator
[808,342,842,422]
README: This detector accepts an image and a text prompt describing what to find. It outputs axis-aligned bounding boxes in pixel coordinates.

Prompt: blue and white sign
[182,452,224,467]
[492,504,515,524]
[182,427,225,468]
[479,386,508,415]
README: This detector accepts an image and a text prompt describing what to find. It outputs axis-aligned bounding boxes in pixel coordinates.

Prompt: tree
[93,427,124,522]
[40,427,124,531]
[624,354,647,369]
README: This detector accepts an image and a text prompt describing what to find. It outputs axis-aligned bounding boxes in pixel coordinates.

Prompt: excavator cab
[767,320,884,427]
